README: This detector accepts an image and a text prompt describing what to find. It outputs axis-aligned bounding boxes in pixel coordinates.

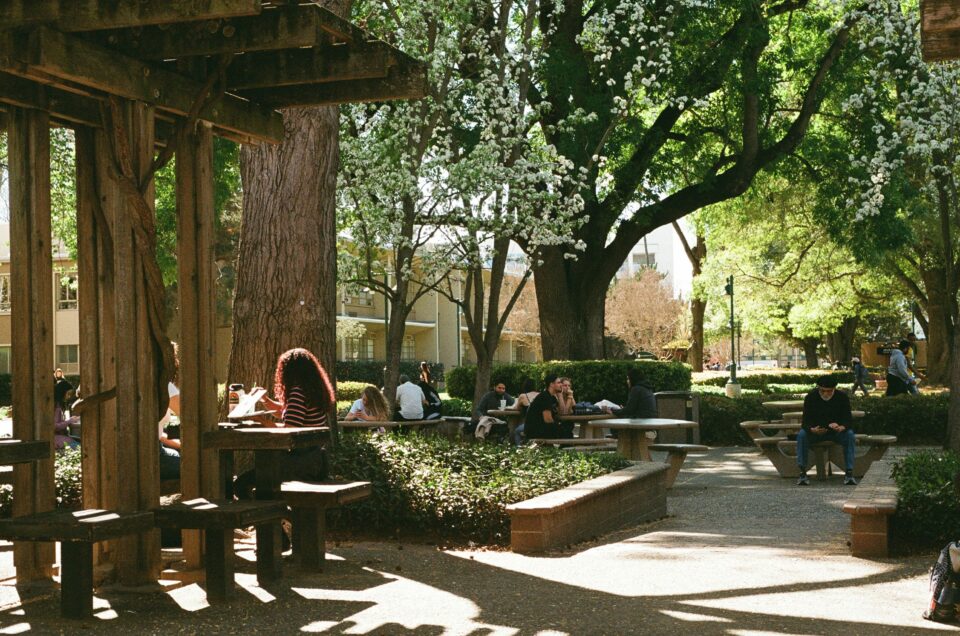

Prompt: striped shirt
[282,386,328,427]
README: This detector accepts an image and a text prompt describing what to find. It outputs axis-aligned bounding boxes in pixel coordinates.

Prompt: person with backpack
[851,357,870,397]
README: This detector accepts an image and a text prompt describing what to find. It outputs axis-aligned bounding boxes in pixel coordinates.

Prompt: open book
[227,387,268,420]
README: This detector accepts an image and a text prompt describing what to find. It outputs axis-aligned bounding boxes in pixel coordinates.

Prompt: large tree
[515,0,860,359]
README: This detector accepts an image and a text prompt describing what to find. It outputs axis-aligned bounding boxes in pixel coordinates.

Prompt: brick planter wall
[506,462,668,553]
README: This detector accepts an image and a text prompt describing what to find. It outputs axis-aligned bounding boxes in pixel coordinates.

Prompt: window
[343,289,374,307]
[57,344,79,365]
[401,335,416,361]
[0,275,9,313]
[632,253,656,268]
[344,337,374,361]
[0,347,9,374]
[57,272,78,310]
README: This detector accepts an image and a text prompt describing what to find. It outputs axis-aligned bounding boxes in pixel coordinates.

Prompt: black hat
[816,376,839,388]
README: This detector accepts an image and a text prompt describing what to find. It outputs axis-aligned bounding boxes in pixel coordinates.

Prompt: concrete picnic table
[337,419,438,430]
[762,399,805,411]
[582,418,697,461]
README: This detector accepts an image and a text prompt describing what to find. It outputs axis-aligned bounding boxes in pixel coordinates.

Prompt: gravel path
[0,447,954,634]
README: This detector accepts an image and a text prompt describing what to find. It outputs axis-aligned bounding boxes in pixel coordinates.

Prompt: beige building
[0,223,540,379]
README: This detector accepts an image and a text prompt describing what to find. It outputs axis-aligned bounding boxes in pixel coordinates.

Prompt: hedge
[327,432,629,543]
[890,451,960,549]
[446,360,691,404]
[0,447,82,517]
[336,381,369,402]
[696,392,950,446]
[335,360,444,385]
[694,370,852,390]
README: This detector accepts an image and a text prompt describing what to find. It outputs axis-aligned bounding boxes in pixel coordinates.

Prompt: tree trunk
[474,352,493,407]
[825,317,858,364]
[946,330,960,452]
[533,250,607,360]
[229,106,339,422]
[922,267,953,385]
[690,297,706,372]
[801,338,820,369]
[382,297,410,415]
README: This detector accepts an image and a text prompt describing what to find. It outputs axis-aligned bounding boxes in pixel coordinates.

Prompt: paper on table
[228,387,267,420]
[594,399,621,410]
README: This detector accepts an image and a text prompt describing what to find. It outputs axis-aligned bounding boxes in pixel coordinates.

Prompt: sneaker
[797,473,810,486]
[844,475,858,486]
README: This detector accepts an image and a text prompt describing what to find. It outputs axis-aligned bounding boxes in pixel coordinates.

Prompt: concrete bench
[754,434,896,479]
[842,459,897,557]
[153,498,288,601]
[506,462,668,553]
[648,443,709,488]
[280,481,372,570]
[0,508,154,618]
[532,438,616,446]
[738,420,772,441]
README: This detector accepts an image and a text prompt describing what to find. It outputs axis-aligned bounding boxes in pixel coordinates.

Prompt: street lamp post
[724,275,741,397]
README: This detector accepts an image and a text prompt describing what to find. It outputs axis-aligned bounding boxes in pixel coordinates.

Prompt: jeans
[513,423,525,446]
[796,428,855,473]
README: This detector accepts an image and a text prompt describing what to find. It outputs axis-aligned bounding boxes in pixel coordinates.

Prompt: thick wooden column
[176,121,220,567]
[76,126,118,569]
[7,106,56,580]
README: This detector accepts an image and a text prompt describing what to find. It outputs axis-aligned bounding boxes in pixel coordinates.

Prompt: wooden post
[7,106,56,580]
[175,120,220,568]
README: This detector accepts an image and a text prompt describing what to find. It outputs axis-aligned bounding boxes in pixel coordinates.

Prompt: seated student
[610,368,658,418]
[395,374,427,421]
[524,374,573,440]
[469,379,514,430]
[418,362,443,420]
[158,380,181,480]
[557,377,576,416]
[346,385,390,421]
[796,376,857,486]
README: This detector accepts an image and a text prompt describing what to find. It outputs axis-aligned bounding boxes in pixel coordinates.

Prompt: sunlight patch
[660,609,732,623]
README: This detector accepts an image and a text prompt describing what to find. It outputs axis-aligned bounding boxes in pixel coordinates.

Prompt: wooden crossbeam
[0,27,283,144]
[0,72,101,127]
[0,0,263,32]
[237,57,428,107]
[225,43,391,90]
[84,4,368,60]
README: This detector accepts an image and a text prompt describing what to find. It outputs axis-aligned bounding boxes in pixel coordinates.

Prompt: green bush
[891,451,960,549]
[0,447,84,517]
[446,360,691,404]
[442,397,471,417]
[335,360,444,385]
[328,433,629,543]
[695,370,851,390]
[695,391,950,446]
[336,381,370,402]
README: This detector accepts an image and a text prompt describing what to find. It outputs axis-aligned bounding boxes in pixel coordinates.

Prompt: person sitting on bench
[797,375,856,486]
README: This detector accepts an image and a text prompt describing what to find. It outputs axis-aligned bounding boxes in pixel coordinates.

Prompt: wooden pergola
[0,1,424,584]
[921,0,960,61]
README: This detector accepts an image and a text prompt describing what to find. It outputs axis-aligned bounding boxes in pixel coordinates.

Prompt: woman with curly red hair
[235,348,334,499]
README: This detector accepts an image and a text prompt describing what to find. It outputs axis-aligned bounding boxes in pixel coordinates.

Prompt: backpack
[924,541,960,623]
[573,402,602,416]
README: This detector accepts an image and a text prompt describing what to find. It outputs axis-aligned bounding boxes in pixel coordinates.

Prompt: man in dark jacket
[611,368,658,418]
[797,375,856,486]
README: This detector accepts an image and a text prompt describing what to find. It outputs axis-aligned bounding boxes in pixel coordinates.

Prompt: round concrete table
[583,418,697,460]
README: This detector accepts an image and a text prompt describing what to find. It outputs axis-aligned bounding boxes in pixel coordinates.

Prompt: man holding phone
[796,375,856,486]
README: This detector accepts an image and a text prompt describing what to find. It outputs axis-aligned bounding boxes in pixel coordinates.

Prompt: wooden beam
[0,72,101,127]
[0,0,263,32]
[225,43,391,90]
[237,58,428,107]
[85,4,368,60]
[0,27,284,144]
[922,0,960,33]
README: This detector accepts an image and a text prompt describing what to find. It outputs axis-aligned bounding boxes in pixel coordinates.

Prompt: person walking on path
[797,375,857,486]
[886,339,917,396]
[851,357,870,397]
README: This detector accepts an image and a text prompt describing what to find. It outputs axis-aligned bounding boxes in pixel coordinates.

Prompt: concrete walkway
[0,447,953,634]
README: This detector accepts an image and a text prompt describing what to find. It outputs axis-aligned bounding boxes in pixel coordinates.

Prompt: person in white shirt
[395,374,427,420]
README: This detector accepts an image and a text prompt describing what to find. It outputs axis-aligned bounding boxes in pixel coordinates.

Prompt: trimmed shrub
[335,360,444,385]
[336,381,370,402]
[695,370,852,390]
[0,447,84,517]
[446,360,691,404]
[328,432,629,543]
[442,397,471,417]
[696,391,950,446]
[891,451,960,549]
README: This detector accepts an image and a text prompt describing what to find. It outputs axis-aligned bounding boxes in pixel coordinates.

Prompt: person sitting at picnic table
[796,375,857,486]
[885,339,917,397]
[557,377,576,416]
[345,385,391,421]
[395,374,427,421]
[235,347,332,500]
[508,378,539,445]
[418,362,443,420]
[608,368,658,418]
[524,374,573,440]
[471,379,514,422]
